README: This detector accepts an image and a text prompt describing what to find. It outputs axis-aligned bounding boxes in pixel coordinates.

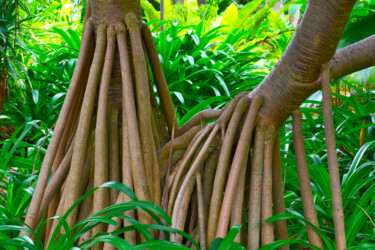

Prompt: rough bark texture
[91,0,141,24]
[330,35,375,79]
[251,0,357,126]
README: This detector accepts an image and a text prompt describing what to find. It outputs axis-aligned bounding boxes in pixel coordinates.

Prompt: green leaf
[99,181,137,201]
[134,240,190,249]
[210,238,223,250]
[82,235,134,250]
[265,213,333,250]
[342,140,375,184]
[261,239,321,250]
[31,89,39,104]
[219,224,244,250]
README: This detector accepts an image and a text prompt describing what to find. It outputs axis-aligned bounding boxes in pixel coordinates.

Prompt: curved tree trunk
[24,0,375,249]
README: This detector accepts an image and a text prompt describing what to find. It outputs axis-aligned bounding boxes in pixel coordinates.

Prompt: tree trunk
[24,0,375,249]
[197,0,206,6]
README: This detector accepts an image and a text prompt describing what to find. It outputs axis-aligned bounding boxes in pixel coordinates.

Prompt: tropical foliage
[1,0,375,249]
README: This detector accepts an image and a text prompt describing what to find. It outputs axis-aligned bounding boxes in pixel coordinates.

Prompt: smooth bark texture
[322,65,346,249]
[121,96,137,245]
[168,124,213,215]
[117,23,151,224]
[172,124,219,227]
[24,19,94,232]
[261,126,276,246]
[216,96,263,239]
[92,26,116,246]
[176,109,222,137]
[196,173,206,250]
[127,15,160,207]
[37,143,73,223]
[247,123,266,250]
[206,96,249,245]
[292,109,323,248]
[63,23,106,227]
[108,106,120,205]
[142,23,179,135]
[271,134,289,249]
[229,158,247,244]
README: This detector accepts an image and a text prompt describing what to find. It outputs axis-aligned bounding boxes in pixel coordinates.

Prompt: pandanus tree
[24,0,375,249]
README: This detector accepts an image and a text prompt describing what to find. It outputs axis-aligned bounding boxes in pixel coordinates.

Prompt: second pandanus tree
[24,0,375,249]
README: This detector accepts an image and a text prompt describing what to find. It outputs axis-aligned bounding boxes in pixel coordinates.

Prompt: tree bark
[91,0,142,24]
[197,0,206,6]
[251,0,357,126]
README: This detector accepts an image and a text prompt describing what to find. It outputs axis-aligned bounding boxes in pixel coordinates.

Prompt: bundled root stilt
[24,11,180,245]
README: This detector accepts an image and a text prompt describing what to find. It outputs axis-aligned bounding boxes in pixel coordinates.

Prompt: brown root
[126,13,159,207]
[26,15,177,245]
[229,155,247,244]
[196,173,206,250]
[216,96,263,239]
[38,142,73,223]
[142,23,178,135]
[271,134,289,248]
[62,23,107,228]
[168,124,213,216]
[171,124,219,237]
[202,150,219,226]
[206,96,250,245]
[321,64,346,249]
[47,69,87,232]
[261,126,276,246]
[24,18,95,234]
[108,105,121,205]
[292,109,323,248]
[159,125,201,178]
[247,123,267,250]
[117,22,151,225]
[121,95,137,245]
[172,177,196,242]
[92,25,116,248]
[176,109,223,137]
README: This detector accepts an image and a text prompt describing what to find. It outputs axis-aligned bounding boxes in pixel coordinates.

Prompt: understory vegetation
[1,0,375,249]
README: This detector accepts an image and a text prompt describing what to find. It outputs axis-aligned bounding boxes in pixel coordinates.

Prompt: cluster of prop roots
[24,14,346,250]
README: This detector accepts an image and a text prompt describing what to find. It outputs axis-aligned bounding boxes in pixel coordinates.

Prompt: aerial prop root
[24,15,183,246]
[165,93,284,249]
[165,92,299,249]
[271,133,289,250]
[91,24,116,248]
[163,93,250,244]
[46,21,108,244]
[23,17,95,236]
[292,109,323,248]
[166,92,247,217]
[321,64,346,250]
